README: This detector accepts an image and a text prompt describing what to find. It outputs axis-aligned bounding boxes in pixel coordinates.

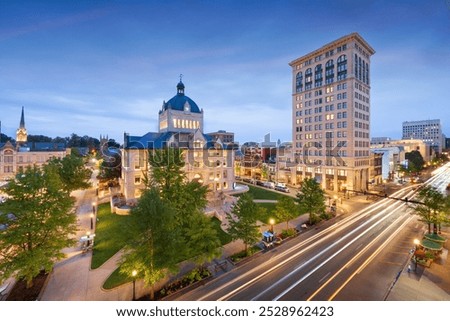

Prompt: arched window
[305,68,312,90]
[337,55,347,81]
[325,59,334,84]
[314,64,323,87]
[296,72,303,93]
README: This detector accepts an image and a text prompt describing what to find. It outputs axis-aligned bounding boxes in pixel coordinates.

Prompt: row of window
[296,55,348,92]
[355,102,369,112]
[355,141,370,148]
[355,91,369,103]
[354,111,369,121]
[354,54,370,85]
[295,130,348,141]
[355,131,370,139]
[297,44,348,70]
[355,150,370,157]
[355,121,369,130]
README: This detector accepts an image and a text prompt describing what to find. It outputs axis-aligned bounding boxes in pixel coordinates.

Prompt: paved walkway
[387,228,450,300]
[40,170,139,301]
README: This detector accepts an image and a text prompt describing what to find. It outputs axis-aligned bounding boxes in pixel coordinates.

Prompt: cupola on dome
[162,81,201,113]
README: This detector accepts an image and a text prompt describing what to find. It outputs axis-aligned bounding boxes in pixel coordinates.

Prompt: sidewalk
[387,228,450,300]
[40,170,141,301]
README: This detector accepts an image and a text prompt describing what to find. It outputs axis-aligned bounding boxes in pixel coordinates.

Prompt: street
[176,163,450,301]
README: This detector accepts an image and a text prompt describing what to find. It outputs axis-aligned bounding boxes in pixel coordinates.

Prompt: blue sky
[0,0,449,145]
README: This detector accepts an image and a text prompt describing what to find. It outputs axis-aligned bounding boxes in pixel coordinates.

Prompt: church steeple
[16,106,28,144]
[19,106,25,128]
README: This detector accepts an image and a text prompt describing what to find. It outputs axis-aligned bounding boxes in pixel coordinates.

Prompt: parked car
[263,181,275,189]
[256,180,265,187]
[275,185,290,193]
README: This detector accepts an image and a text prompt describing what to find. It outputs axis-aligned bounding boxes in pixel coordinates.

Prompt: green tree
[405,150,424,173]
[185,214,221,265]
[261,163,269,181]
[145,147,221,267]
[147,148,185,200]
[47,154,92,192]
[120,188,183,300]
[411,186,446,234]
[296,178,326,225]
[275,195,298,230]
[226,193,260,254]
[0,165,76,288]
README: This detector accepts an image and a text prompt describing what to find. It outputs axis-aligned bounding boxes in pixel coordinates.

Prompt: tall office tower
[402,119,443,153]
[289,33,375,192]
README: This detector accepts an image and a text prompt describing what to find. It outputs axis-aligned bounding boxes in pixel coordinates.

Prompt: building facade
[121,81,235,202]
[289,32,375,192]
[402,119,443,153]
[0,108,68,181]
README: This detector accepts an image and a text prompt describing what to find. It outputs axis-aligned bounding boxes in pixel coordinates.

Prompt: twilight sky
[0,0,449,145]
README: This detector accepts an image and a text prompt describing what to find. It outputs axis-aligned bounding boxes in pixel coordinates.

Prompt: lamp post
[413,238,420,271]
[92,202,96,215]
[90,213,94,230]
[269,218,275,234]
[132,270,137,300]
[86,231,91,247]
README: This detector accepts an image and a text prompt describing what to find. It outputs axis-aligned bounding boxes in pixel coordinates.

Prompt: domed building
[121,80,235,202]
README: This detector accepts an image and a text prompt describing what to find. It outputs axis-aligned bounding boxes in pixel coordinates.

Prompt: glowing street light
[269,218,275,233]
[413,238,420,271]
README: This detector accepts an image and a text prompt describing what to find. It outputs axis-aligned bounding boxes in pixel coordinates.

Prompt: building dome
[162,81,201,114]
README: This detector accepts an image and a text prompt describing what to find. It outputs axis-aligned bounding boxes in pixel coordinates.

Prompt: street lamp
[92,202,97,215]
[86,231,91,247]
[90,213,94,230]
[413,239,420,271]
[132,270,137,300]
[269,218,275,234]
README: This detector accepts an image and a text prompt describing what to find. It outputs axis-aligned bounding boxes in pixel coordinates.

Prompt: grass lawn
[103,267,131,290]
[256,203,276,223]
[244,183,281,200]
[91,203,132,269]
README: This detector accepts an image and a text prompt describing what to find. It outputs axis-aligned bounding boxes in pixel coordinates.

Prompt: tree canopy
[275,195,299,230]
[411,186,447,234]
[296,177,326,225]
[226,193,260,254]
[405,150,424,173]
[120,188,183,299]
[0,165,76,288]
[120,148,222,298]
[46,154,92,192]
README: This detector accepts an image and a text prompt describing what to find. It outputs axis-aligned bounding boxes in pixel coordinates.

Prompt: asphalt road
[176,163,450,301]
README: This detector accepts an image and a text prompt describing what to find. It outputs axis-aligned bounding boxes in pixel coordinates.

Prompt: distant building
[206,130,235,145]
[371,138,432,162]
[402,119,443,153]
[290,32,375,192]
[370,146,404,181]
[371,137,392,145]
[120,80,235,202]
[369,151,383,186]
[0,107,68,181]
